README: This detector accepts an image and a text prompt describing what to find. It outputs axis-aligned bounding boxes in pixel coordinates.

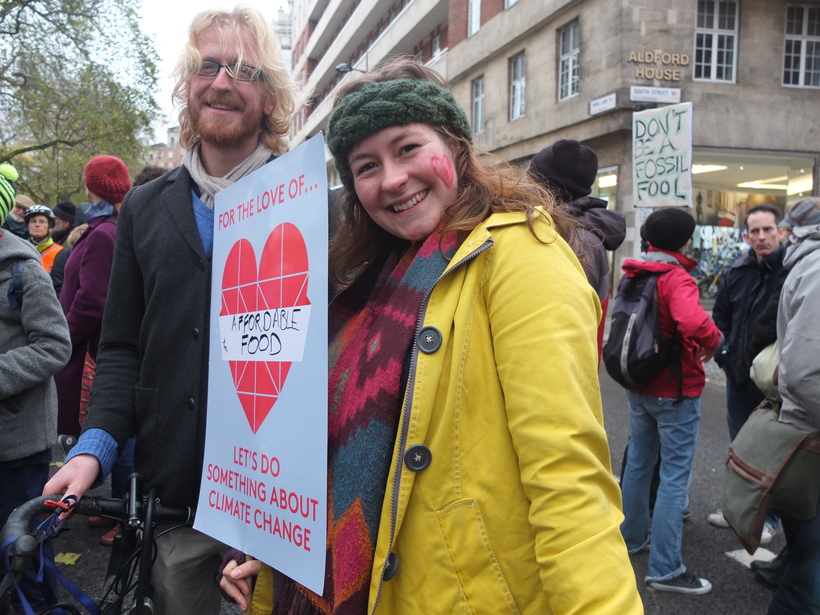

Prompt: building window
[506,0,520,7]
[558,21,579,101]
[468,0,480,37]
[414,49,423,63]
[784,4,820,87]
[472,76,485,134]
[694,0,739,82]
[509,52,526,121]
[432,34,441,58]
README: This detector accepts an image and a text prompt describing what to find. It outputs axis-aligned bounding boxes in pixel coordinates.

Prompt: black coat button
[383,552,399,581]
[187,397,196,409]
[190,328,200,339]
[404,444,432,471]
[199,259,206,271]
[417,326,442,354]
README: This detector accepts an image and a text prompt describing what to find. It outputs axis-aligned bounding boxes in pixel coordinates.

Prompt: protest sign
[195,134,328,593]
[632,101,693,208]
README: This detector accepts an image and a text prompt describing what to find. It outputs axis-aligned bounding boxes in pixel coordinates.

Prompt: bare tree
[1,0,159,202]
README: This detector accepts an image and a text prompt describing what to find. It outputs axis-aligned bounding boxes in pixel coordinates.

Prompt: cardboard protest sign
[632,102,693,208]
[195,134,328,594]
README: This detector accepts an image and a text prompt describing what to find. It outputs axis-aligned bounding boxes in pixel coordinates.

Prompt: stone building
[150,126,184,172]
[290,0,819,282]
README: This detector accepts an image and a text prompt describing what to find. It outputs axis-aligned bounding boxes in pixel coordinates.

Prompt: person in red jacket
[619,207,724,595]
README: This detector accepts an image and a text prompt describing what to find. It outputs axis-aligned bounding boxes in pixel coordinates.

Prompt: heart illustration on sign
[220,223,310,433]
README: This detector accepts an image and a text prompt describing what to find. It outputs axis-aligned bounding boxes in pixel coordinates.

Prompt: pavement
[601,367,781,614]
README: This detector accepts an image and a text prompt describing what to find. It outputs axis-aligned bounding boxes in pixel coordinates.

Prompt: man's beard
[189,92,263,150]
[52,226,70,243]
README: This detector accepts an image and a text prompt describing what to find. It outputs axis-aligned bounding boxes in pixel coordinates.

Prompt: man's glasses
[198,59,263,82]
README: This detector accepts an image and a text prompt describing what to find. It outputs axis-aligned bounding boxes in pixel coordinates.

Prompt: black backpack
[603,271,681,391]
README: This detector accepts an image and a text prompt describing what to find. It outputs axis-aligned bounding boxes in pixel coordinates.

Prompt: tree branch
[1,137,86,162]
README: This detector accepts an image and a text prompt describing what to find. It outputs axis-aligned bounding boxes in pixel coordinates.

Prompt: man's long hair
[172,6,298,154]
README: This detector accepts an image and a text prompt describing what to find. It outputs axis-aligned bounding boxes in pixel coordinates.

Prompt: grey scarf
[183,141,274,207]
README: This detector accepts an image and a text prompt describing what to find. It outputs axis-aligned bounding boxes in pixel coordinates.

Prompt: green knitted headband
[327,78,472,188]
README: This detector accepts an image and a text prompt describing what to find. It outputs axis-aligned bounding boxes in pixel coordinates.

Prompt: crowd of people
[1,4,818,615]
[614,197,820,611]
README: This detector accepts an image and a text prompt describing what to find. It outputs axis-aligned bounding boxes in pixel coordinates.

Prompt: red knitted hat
[84,155,131,204]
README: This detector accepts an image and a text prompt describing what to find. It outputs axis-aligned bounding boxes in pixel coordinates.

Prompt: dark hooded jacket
[564,196,626,301]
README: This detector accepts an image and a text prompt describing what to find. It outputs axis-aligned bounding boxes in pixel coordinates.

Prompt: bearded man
[44,7,297,614]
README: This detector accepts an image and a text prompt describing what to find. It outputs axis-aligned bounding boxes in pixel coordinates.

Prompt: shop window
[468,0,480,37]
[509,52,526,120]
[558,21,579,101]
[681,151,815,300]
[594,166,618,210]
[784,4,820,88]
[694,0,738,82]
[472,76,485,134]
[684,150,813,298]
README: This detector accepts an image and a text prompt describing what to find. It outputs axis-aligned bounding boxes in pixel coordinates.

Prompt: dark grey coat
[0,231,70,462]
[82,166,213,508]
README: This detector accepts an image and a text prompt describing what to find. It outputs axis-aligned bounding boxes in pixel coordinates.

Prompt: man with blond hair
[45,7,297,613]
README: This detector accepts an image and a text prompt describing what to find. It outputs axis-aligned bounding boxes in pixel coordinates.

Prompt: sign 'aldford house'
[629,50,690,81]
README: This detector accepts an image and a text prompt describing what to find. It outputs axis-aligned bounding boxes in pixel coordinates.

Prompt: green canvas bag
[722,399,820,554]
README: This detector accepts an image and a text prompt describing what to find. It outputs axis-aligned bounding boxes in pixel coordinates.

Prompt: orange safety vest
[39,241,64,273]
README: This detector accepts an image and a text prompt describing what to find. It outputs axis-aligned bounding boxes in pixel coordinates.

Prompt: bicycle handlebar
[1,494,195,568]
[0,495,55,565]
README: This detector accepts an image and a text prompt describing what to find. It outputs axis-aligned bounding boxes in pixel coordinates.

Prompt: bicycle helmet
[24,204,56,228]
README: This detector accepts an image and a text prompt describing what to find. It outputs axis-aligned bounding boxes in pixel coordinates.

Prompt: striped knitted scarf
[267,229,457,615]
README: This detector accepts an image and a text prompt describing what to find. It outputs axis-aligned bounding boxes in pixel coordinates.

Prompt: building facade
[150,126,184,171]
[290,0,819,284]
[290,0,449,153]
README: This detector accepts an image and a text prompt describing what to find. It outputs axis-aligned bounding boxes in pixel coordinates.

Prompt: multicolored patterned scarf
[267,229,457,615]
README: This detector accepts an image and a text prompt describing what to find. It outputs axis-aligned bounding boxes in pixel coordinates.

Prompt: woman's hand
[220,558,262,612]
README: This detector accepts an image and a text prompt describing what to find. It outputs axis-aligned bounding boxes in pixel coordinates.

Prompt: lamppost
[335,63,366,74]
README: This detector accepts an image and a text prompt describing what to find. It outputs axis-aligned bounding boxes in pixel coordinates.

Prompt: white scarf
[183,141,274,207]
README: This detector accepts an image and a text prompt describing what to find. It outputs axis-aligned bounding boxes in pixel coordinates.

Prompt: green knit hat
[327,78,472,188]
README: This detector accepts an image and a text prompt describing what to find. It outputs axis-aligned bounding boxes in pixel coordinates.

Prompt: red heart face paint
[431,155,455,188]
